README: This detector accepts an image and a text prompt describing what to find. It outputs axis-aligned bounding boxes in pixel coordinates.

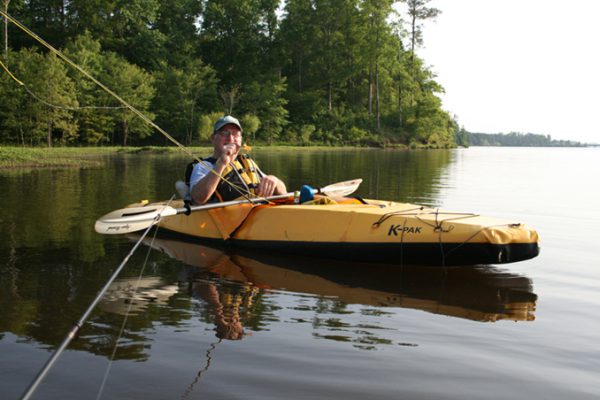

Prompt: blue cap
[214,115,242,133]
[299,185,314,203]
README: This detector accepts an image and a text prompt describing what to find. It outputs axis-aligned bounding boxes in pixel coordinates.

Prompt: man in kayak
[189,115,287,204]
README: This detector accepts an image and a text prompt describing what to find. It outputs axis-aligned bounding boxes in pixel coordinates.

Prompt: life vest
[186,154,263,203]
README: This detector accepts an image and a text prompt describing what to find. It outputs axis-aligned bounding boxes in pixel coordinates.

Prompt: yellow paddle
[94,179,362,235]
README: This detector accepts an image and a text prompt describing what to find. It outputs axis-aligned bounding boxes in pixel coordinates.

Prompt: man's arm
[190,144,238,204]
[190,161,226,204]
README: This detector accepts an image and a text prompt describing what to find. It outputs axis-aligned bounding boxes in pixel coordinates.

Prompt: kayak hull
[230,240,540,266]
[147,198,540,266]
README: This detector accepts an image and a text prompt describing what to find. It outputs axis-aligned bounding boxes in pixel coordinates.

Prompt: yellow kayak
[129,196,539,266]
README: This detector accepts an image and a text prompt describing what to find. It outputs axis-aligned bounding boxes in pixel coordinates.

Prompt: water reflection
[100,274,253,341]
[141,235,538,324]
[254,148,455,206]
[100,277,179,315]
[88,233,537,358]
[0,150,534,365]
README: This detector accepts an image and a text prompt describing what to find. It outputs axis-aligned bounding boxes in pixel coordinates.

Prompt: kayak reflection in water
[192,280,258,340]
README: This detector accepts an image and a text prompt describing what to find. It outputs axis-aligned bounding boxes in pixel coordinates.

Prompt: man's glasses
[215,130,242,138]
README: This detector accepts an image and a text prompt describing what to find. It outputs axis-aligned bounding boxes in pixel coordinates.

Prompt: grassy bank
[0,146,207,168]
[0,146,166,168]
[0,144,415,169]
[1,147,108,168]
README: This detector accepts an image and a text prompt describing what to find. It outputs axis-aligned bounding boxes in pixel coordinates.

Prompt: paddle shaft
[169,183,348,217]
[181,192,292,215]
[178,180,360,215]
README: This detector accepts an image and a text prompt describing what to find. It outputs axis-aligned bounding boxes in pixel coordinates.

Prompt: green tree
[407,64,455,147]
[154,0,203,68]
[279,0,314,95]
[362,0,393,128]
[390,36,413,137]
[455,125,469,147]
[0,50,27,144]
[101,52,155,145]
[310,0,358,113]
[198,111,225,142]
[67,0,166,69]
[240,113,260,144]
[42,52,79,145]
[0,48,78,146]
[0,0,458,148]
[153,58,219,145]
[11,0,69,49]
[401,0,440,66]
[64,32,116,145]
[2,0,12,58]
[279,0,320,124]
[200,0,279,86]
[241,77,288,144]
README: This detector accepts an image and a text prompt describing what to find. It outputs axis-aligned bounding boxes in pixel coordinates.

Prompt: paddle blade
[320,178,362,197]
[94,205,177,235]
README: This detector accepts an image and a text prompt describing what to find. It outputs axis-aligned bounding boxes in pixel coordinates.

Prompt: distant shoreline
[467,131,592,147]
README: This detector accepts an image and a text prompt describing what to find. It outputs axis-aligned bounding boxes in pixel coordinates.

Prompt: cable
[20,198,169,400]
[95,197,168,400]
[0,9,261,204]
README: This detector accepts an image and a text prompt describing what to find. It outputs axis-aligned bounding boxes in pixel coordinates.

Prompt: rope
[371,207,425,228]
[20,197,169,400]
[372,207,479,230]
[0,9,261,204]
[95,197,167,400]
[0,56,24,84]
[372,206,516,265]
[2,56,125,110]
[0,11,273,396]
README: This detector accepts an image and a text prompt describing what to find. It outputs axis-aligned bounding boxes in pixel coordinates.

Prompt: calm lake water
[1,147,599,399]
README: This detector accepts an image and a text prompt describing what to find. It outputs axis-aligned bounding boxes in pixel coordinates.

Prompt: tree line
[0,0,458,148]
[467,132,587,147]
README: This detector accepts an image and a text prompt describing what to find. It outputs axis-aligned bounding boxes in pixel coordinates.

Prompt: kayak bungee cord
[372,207,522,267]
[20,197,174,400]
[0,9,259,204]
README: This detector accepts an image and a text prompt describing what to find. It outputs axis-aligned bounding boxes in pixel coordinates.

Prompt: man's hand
[216,143,239,168]
[256,175,282,197]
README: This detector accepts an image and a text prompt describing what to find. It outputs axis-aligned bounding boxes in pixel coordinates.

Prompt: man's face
[211,123,242,153]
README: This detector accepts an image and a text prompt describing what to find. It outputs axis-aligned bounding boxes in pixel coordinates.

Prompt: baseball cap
[213,115,243,133]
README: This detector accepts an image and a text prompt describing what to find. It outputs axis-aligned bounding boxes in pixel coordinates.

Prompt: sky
[409,0,600,144]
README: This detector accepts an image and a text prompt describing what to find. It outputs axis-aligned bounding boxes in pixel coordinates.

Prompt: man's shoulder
[192,158,216,170]
[189,158,215,182]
